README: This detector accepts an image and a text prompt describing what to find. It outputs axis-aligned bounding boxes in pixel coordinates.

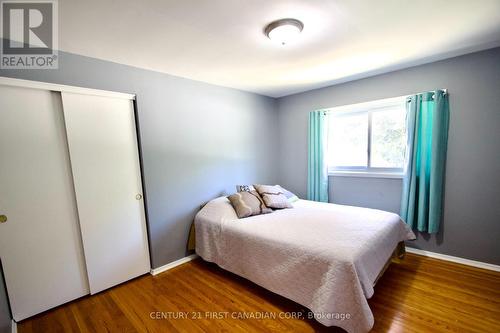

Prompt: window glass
[326,99,407,174]
[371,107,406,168]
[328,112,368,168]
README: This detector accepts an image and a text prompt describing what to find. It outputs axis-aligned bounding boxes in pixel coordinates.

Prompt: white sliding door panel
[0,86,90,321]
[61,92,150,294]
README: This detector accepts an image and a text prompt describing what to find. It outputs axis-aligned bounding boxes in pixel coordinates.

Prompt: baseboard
[150,254,199,276]
[406,247,500,272]
[149,249,500,275]
[11,320,17,333]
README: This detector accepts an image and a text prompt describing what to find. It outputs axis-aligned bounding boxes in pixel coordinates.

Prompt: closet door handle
[135,194,143,200]
[0,215,7,223]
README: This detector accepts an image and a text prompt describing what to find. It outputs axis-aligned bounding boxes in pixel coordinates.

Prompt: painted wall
[277,47,500,265]
[0,48,279,268]
[330,177,402,214]
[0,263,11,333]
[1,42,499,267]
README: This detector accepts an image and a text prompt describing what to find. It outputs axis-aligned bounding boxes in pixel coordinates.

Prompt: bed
[194,197,415,333]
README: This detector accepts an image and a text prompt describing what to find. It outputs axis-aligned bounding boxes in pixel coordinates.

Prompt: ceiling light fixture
[264,18,304,45]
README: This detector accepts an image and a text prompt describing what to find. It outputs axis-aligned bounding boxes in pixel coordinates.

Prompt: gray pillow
[228,191,272,218]
[253,184,293,209]
[276,185,299,203]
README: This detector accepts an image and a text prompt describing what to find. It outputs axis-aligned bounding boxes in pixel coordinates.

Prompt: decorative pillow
[235,185,255,192]
[228,191,272,218]
[253,184,293,209]
[276,185,299,203]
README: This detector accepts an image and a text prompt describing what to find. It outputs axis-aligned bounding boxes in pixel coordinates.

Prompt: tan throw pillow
[228,191,272,218]
[254,184,293,209]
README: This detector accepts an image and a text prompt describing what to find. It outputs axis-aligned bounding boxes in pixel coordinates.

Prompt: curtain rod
[407,88,448,97]
[405,88,448,102]
[321,88,448,114]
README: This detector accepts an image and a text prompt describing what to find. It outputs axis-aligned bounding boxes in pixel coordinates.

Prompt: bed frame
[373,241,406,287]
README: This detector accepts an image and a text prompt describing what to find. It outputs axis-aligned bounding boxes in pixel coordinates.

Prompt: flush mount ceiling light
[264,18,304,45]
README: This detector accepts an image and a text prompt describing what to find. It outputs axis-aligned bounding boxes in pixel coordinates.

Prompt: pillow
[253,184,293,209]
[227,191,272,218]
[235,185,255,192]
[276,185,299,203]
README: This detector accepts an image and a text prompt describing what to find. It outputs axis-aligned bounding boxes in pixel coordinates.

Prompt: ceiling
[59,0,500,97]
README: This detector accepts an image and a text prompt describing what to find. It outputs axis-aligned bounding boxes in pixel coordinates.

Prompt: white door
[0,85,90,321]
[61,92,150,294]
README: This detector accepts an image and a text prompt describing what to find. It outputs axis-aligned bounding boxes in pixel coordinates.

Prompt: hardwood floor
[18,253,500,332]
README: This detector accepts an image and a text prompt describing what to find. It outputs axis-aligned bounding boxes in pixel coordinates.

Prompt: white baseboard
[149,249,500,276]
[406,247,500,272]
[11,320,17,333]
[150,254,199,276]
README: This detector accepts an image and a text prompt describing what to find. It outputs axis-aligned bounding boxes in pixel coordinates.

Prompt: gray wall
[0,49,279,269]
[1,43,499,267]
[330,177,402,214]
[277,47,500,265]
[0,263,11,333]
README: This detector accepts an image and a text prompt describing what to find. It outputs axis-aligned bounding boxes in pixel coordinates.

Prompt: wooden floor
[18,253,500,333]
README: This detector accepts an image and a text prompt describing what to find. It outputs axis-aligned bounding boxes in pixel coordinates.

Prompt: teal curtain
[400,90,449,233]
[307,111,329,202]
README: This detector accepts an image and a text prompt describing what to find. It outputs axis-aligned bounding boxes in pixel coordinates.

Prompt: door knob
[136,194,143,200]
[0,215,7,223]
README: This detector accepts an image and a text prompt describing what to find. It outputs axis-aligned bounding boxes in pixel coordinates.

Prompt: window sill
[329,171,405,179]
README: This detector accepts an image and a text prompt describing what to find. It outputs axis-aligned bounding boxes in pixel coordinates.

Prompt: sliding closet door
[61,92,150,294]
[0,85,90,321]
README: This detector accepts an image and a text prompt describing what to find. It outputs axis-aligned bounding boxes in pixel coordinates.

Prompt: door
[61,92,150,294]
[0,85,90,321]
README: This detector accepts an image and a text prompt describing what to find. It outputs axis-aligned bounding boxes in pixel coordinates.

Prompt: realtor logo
[1,0,58,69]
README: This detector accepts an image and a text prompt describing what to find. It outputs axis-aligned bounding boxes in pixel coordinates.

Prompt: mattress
[195,197,415,333]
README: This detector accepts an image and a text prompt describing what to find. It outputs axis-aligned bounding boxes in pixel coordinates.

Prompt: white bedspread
[195,197,415,333]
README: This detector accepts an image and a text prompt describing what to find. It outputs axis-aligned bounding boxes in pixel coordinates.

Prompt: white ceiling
[59,0,500,97]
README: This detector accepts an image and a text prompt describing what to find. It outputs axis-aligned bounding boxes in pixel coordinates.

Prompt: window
[327,98,407,176]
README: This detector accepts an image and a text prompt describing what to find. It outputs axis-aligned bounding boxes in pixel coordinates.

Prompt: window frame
[326,97,407,178]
